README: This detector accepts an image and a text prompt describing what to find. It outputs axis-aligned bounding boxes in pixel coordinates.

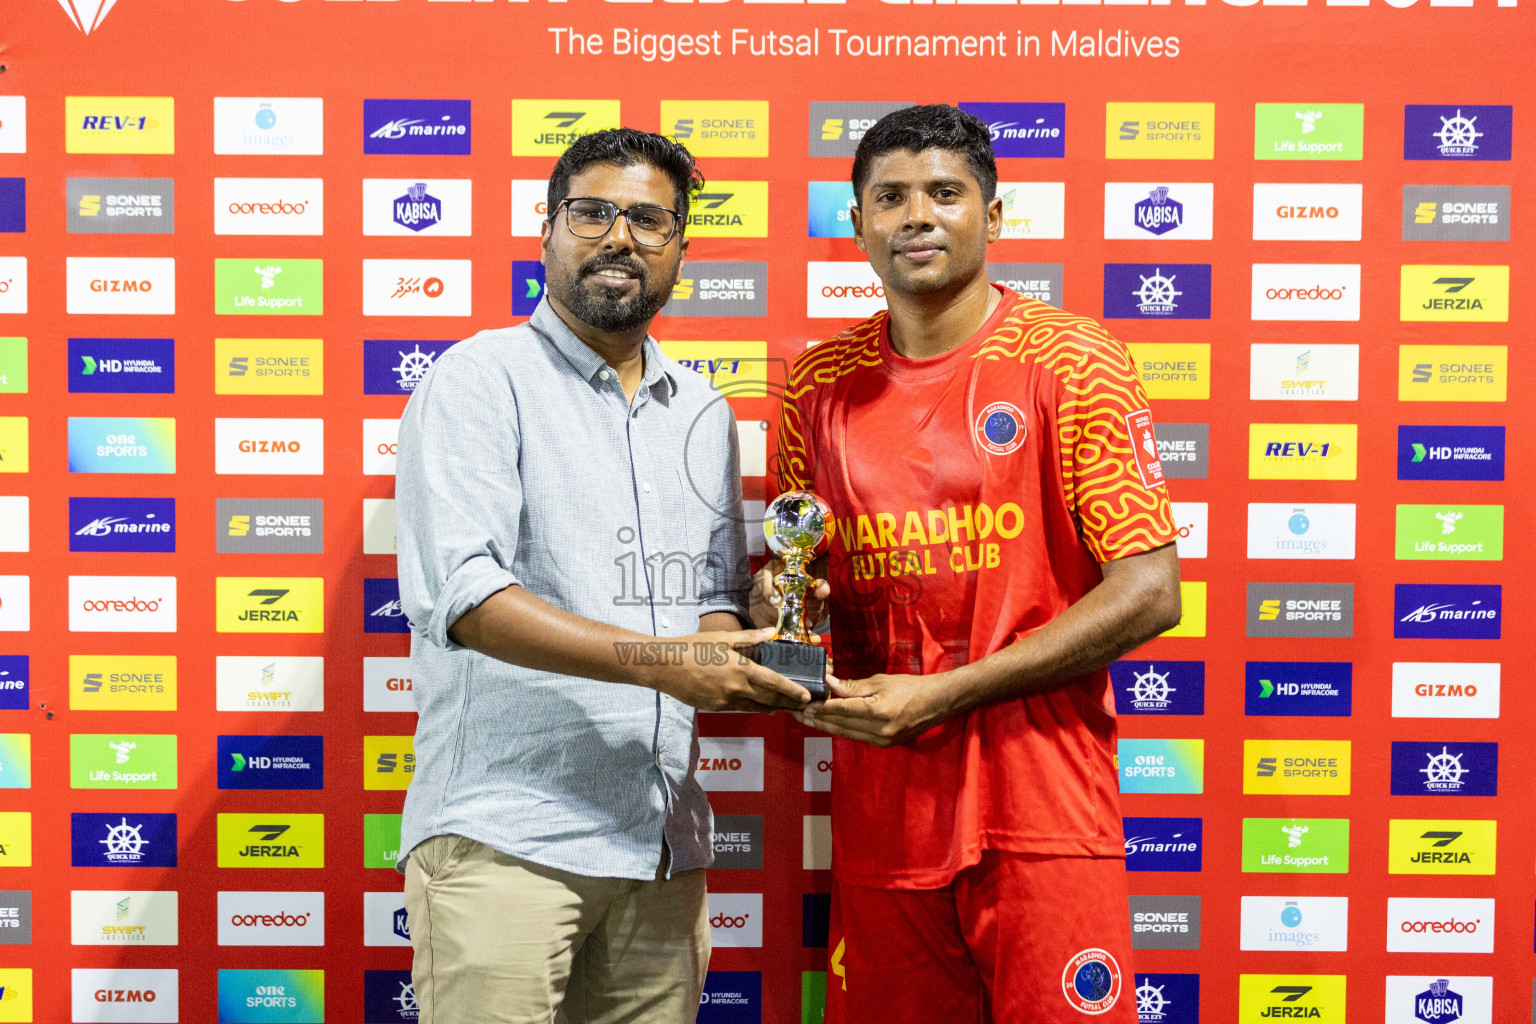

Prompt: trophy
[756,490,833,699]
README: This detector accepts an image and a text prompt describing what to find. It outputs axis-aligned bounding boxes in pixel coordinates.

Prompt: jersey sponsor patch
[1126,410,1165,488]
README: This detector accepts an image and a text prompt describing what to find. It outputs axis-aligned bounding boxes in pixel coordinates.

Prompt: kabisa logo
[68,338,175,395]
[66,178,174,235]
[364,970,418,1023]
[393,182,441,232]
[1134,973,1199,1024]
[1061,948,1122,1015]
[364,99,472,155]
[0,656,27,711]
[1123,817,1202,872]
[1400,266,1508,323]
[1388,819,1496,876]
[363,340,455,395]
[359,180,473,244]
[218,735,324,791]
[1245,662,1351,717]
[217,814,324,868]
[213,98,325,156]
[1394,584,1500,640]
[217,969,325,1023]
[56,0,121,34]
[512,260,546,317]
[1241,818,1350,874]
[1244,740,1351,796]
[1402,185,1510,242]
[808,101,909,157]
[1103,264,1212,320]
[1383,976,1492,1024]
[65,97,175,155]
[511,100,621,156]
[958,102,1066,158]
[69,498,175,554]
[364,578,410,634]
[1110,660,1205,715]
[1135,187,1183,236]
[1390,742,1497,798]
[1412,979,1462,1024]
[1104,182,1213,240]
[660,101,768,157]
[1405,105,1512,161]
[1397,426,1503,482]
[71,813,177,867]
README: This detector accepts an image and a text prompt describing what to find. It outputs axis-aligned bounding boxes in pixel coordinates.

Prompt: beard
[553,252,674,333]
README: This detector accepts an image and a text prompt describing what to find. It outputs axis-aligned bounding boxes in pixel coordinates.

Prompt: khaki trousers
[403,834,711,1024]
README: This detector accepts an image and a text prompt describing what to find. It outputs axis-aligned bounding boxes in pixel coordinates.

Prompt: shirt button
[642,481,652,493]
[655,751,665,768]
[660,617,671,629]
[599,370,611,381]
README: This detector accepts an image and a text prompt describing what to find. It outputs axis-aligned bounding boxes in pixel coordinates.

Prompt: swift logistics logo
[69,734,177,790]
[1109,660,1205,715]
[365,99,471,155]
[71,813,177,867]
[65,97,174,154]
[1103,264,1211,319]
[364,578,410,634]
[1395,504,1503,561]
[1105,102,1213,160]
[218,498,323,554]
[215,338,322,396]
[1117,739,1204,794]
[1253,103,1363,160]
[1241,818,1349,873]
[215,578,324,634]
[1103,182,1214,240]
[1244,739,1351,795]
[1404,105,1512,161]
[66,178,173,234]
[69,498,175,553]
[217,814,324,869]
[1388,819,1496,875]
[1394,584,1500,640]
[661,262,767,318]
[996,182,1066,239]
[68,338,174,394]
[1397,425,1503,481]
[687,183,769,238]
[1248,344,1359,402]
[364,339,457,393]
[1398,344,1506,402]
[1248,424,1356,480]
[1247,583,1353,638]
[809,101,909,157]
[959,102,1066,158]
[69,655,176,711]
[218,736,323,790]
[511,100,620,156]
[1390,741,1497,797]
[661,100,768,157]
[1244,662,1352,716]
[1122,817,1202,872]
[71,890,178,946]
[1400,265,1508,322]
[215,657,325,713]
[214,258,322,316]
[1402,185,1509,241]
[1238,975,1345,1023]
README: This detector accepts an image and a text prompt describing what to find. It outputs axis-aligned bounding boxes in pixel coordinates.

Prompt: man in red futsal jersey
[756,104,1183,1022]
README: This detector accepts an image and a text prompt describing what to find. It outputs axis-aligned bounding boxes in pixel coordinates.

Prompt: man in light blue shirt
[395,128,812,1024]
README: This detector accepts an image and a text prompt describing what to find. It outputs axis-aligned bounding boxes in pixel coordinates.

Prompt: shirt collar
[531,297,677,402]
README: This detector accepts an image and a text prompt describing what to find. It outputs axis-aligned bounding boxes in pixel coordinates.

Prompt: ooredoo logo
[804,737,832,792]
[1251,264,1360,321]
[807,263,886,319]
[69,577,177,633]
[217,892,323,947]
[363,419,400,476]
[707,893,763,948]
[1386,897,1493,953]
[214,179,324,236]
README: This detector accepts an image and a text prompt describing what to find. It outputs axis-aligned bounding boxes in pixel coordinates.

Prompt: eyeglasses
[554,198,681,247]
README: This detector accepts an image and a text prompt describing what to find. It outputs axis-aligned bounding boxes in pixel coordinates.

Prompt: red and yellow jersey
[780,285,1178,889]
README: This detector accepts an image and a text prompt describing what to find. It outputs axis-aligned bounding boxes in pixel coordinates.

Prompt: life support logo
[974,401,1026,456]
[1062,948,1122,1015]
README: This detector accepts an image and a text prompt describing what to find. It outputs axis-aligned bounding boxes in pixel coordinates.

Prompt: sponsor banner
[960,102,1066,158]
[1155,423,1207,479]
[215,577,324,634]
[70,576,177,633]
[68,338,175,395]
[687,182,769,238]
[1384,975,1492,1024]
[1392,662,1499,719]
[1171,502,1206,560]
[70,968,178,1023]
[71,891,177,946]
[71,812,177,868]
[1247,583,1353,639]
[1251,263,1360,321]
[0,96,25,154]
[214,178,323,236]
[364,339,456,394]
[1127,343,1208,400]
[0,337,23,394]
[214,258,323,316]
[662,261,767,319]
[1241,818,1349,874]
[807,181,856,238]
[1248,343,1358,402]
[69,655,177,712]
[1396,504,1502,561]
[803,815,831,871]
[1244,739,1351,796]
[807,262,885,319]
[363,891,413,947]
[1129,894,1201,950]
[1388,819,1496,875]
[1123,817,1202,872]
[699,971,762,1024]
[710,815,764,871]
[65,96,175,154]
[0,257,25,314]
[987,262,1061,306]
[709,893,763,949]
[0,735,28,789]
[0,812,30,867]
[1400,264,1508,322]
[70,735,176,790]
[364,418,401,475]
[363,178,472,236]
[365,735,416,790]
[808,101,909,158]
[218,736,324,791]
[66,257,176,316]
[69,497,176,554]
[1386,897,1493,953]
[1161,581,1207,638]
[1105,102,1213,160]
[996,182,1066,239]
[660,341,772,399]
[1404,104,1512,161]
[363,258,472,317]
[804,737,832,792]
[0,506,25,552]
[698,737,765,792]
[510,178,548,236]
[68,417,176,474]
[1391,741,1497,797]
[1251,183,1362,241]
[0,577,27,631]
[1245,662,1351,717]
[217,498,323,555]
[1118,738,1203,794]
[215,418,324,475]
[362,499,397,555]
[1394,584,1501,640]
[662,100,768,157]
[362,969,417,1024]
[1237,975,1345,1023]
[363,659,414,714]
[363,815,402,871]
[364,578,409,633]
[365,98,471,155]
[0,656,27,711]
[213,97,324,155]
[1239,896,1348,951]
[510,100,619,156]
[216,657,325,713]
[1402,184,1510,241]
[1248,424,1356,481]
[216,969,325,1023]
[1246,503,1355,560]
[217,814,324,869]
[1103,182,1214,240]
[0,180,20,234]
[1103,263,1210,320]
[66,178,174,234]
[1132,974,1199,1024]
[215,338,323,396]
[217,891,324,947]
[1110,660,1204,716]
[1398,344,1506,402]
[1254,103,1364,160]
[511,259,545,316]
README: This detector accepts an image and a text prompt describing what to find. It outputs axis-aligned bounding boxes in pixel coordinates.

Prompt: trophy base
[755,640,829,700]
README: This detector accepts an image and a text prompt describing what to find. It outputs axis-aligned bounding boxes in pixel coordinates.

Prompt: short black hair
[851,104,998,205]
[547,128,705,234]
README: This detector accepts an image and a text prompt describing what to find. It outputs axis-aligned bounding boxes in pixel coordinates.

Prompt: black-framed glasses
[554,197,681,247]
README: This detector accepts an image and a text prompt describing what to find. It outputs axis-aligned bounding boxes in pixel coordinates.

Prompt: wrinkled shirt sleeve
[697,399,752,624]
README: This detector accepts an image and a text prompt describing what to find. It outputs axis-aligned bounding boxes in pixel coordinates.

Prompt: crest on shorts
[1061,948,1123,1015]
[975,401,1027,456]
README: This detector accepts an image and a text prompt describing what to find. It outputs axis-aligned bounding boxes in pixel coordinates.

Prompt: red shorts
[825,852,1137,1024]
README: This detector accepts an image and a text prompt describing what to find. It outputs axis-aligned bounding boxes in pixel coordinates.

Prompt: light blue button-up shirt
[394,298,751,880]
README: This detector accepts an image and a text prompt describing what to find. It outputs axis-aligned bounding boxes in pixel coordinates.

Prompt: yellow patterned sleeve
[776,350,817,494]
[1055,324,1179,562]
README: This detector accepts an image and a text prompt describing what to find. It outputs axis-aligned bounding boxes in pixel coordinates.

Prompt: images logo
[215,656,324,713]
[69,497,175,554]
[217,499,323,555]
[215,578,324,634]
[1251,264,1360,321]
[1241,818,1349,874]
[1388,819,1496,875]
[213,97,324,156]
[1244,740,1351,796]
[363,339,455,394]
[1122,818,1202,872]
[1103,264,1211,320]
[511,100,619,156]
[0,657,27,712]
[1395,584,1500,640]
[808,101,908,157]
[1251,183,1362,241]
[1237,975,1345,1022]
[959,102,1066,158]
[661,101,768,157]
[1398,425,1503,482]
[69,655,176,711]
[1106,102,1213,159]
[1248,424,1356,481]
[365,99,471,155]
[1392,662,1500,720]
[363,178,472,236]
[66,257,175,316]
[1246,504,1356,560]
[66,178,173,235]
[70,576,177,633]
[1109,661,1205,716]
[1402,185,1509,241]
[69,734,176,790]
[1398,344,1506,403]
[1103,182,1214,240]
[1400,265,1508,322]
[1118,739,1204,795]
[215,418,324,475]
[214,258,323,316]
[1404,104,1512,161]
[1239,896,1348,952]
[65,97,174,154]
[68,338,174,395]
[661,261,767,319]
[1390,742,1497,798]
[1253,103,1363,160]
[363,259,472,317]
[217,969,325,1023]
[1128,895,1200,951]
[687,182,769,238]
[218,736,323,791]
[217,814,324,869]
[1245,662,1351,717]
[71,813,177,867]
[1395,504,1502,561]
[214,178,324,236]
